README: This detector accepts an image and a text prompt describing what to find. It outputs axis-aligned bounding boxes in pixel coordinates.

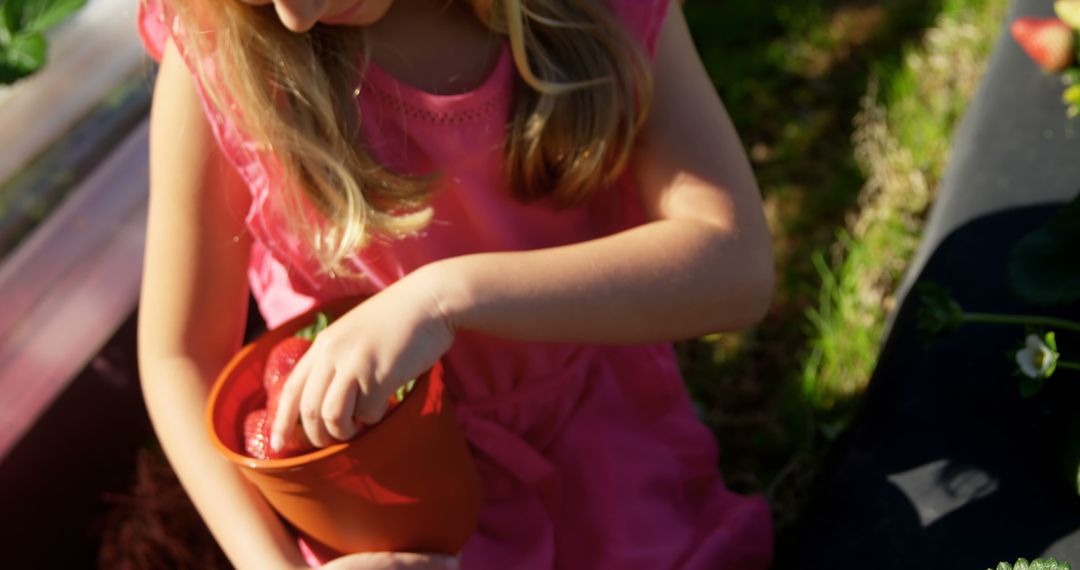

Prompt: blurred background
[0,0,1010,566]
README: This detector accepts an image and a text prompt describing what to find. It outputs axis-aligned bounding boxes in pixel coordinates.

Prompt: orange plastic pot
[206,297,482,555]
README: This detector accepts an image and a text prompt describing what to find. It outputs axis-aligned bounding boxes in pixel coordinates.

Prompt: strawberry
[1011,17,1077,72]
[249,337,312,460]
[1055,0,1080,30]
[240,312,333,460]
[243,408,315,459]
[263,336,312,411]
[243,408,273,460]
[263,312,330,409]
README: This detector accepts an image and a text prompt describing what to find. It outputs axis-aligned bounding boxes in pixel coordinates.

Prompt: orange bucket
[205,297,482,555]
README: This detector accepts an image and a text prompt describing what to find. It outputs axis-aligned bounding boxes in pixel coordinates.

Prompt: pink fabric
[136,1,774,567]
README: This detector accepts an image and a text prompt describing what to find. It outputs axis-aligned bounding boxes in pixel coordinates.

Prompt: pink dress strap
[608,0,671,59]
[135,0,364,324]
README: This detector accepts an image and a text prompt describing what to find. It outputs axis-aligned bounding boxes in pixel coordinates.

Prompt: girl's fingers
[324,551,460,569]
[322,370,360,441]
[270,350,315,451]
[299,361,337,447]
[378,552,459,569]
[353,385,390,426]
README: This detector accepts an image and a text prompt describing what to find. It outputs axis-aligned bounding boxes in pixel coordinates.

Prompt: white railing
[0,0,146,183]
[0,0,150,462]
[0,122,149,461]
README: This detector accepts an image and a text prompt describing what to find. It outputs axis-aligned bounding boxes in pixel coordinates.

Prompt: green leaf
[995,558,1074,570]
[2,0,28,35]
[916,282,965,340]
[1018,373,1044,398]
[0,30,45,84]
[23,0,85,33]
[1009,194,1080,306]
[295,311,331,340]
[1044,331,1059,379]
[3,0,84,35]
[394,378,417,403]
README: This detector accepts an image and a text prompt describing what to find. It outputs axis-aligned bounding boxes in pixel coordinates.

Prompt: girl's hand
[319,552,460,569]
[270,268,455,450]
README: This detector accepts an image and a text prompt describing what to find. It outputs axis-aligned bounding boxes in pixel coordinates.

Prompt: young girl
[135,0,775,567]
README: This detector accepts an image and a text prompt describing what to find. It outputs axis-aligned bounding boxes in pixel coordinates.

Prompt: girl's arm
[433,0,774,342]
[141,39,456,570]
[137,38,309,570]
[271,1,773,447]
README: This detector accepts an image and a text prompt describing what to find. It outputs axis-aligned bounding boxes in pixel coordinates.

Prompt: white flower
[1015,334,1060,379]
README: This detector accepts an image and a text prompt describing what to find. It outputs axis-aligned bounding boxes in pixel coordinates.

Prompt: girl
[135,0,775,568]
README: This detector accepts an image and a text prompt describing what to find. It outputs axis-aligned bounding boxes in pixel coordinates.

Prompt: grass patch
[802,231,883,415]
[678,0,1009,554]
[802,1,1009,418]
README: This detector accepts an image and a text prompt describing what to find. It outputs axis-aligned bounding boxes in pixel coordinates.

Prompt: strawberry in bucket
[242,312,416,460]
[206,297,482,555]
[242,313,326,459]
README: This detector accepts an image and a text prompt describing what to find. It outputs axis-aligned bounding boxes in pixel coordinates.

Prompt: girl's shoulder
[136,0,268,202]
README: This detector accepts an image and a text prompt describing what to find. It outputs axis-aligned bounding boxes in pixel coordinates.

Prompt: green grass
[678,0,1009,552]
[802,231,883,415]
[802,0,1008,417]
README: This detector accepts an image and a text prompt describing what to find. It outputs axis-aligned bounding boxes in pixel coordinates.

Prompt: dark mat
[794,202,1080,568]
[0,294,265,567]
[0,309,152,568]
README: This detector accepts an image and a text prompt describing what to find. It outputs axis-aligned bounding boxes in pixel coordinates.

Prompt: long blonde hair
[161,0,652,275]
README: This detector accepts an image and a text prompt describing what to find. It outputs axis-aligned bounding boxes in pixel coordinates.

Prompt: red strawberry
[263,312,329,413]
[243,409,273,460]
[243,408,315,459]
[263,336,312,417]
[1011,17,1077,72]
[263,337,311,394]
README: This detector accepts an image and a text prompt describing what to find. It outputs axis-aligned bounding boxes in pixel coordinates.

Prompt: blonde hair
[160,0,652,276]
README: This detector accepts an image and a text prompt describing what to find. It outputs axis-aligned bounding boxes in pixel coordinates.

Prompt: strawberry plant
[0,0,85,85]
[919,194,1080,395]
[990,558,1072,570]
[918,194,1080,497]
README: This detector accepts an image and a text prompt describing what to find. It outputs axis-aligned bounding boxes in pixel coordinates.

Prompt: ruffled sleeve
[135,0,172,64]
[132,0,270,205]
[606,0,672,60]
[134,0,312,323]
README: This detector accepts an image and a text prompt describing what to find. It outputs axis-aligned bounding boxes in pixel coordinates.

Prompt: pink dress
[137,1,773,567]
